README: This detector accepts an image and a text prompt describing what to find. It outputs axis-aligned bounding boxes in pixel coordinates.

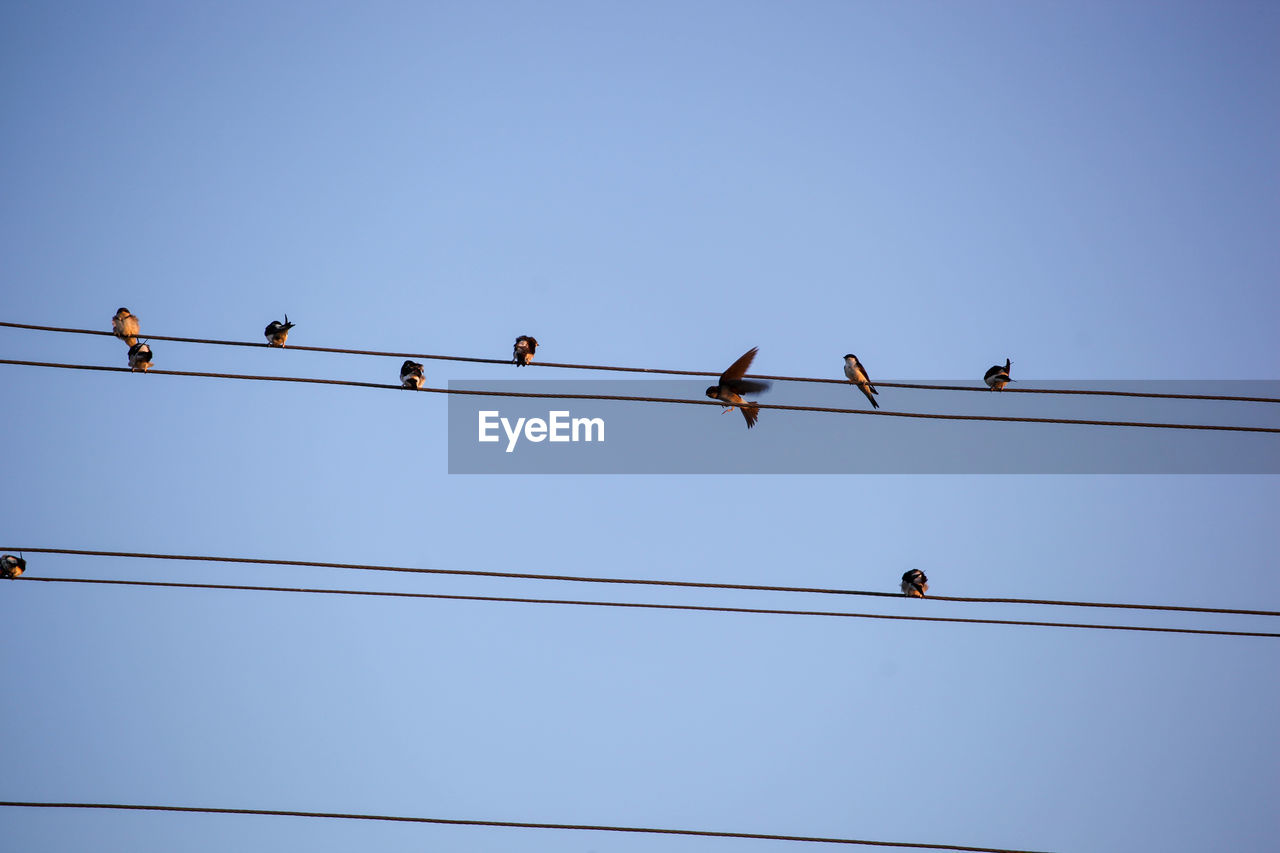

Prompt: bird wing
[725,378,771,395]
[719,347,759,384]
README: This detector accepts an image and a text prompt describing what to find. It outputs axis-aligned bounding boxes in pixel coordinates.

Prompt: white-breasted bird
[112,308,140,346]
[264,315,296,347]
[1,554,26,579]
[400,360,425,389]
[843,354,879,409]
[127,342,153,372]
[705,347,771,429]
[984,358,1012,391]
[513,336,538,366]
[901,569,928,597]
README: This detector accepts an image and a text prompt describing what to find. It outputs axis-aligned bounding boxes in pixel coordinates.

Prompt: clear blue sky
[2,2,1278,851]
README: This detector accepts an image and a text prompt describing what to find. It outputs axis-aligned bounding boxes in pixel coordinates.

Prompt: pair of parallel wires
[2,320,1278,433]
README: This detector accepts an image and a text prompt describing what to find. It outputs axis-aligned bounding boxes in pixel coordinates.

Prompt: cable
[0,801,1045,852]
[9,547,1278,618]
[16,577,1280,639]
[4,358,1278,434]
[4,320,1277,404]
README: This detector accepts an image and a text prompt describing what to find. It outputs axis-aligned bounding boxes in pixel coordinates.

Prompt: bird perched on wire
[705,347,771,429]
[984,358,1012,391]
[400,360,425,390]
[843,354,879,409]
[127,342,153,372]
[513,336,538,367]
[1,554,26,579]
[264,315,296,347]
[112,308,140,346]
[901,569,929,598]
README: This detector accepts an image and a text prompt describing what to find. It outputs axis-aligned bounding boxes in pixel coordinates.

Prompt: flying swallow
[705,347,771,428]
[400,359,425,389]
[984,358,1012,391]
[0,554,25,579]
[127,342,153,372]
[264,315,296,347]
[843,354,879,409]
[112,308,140,346]
[513,336,538,366]
[901,569,928,598]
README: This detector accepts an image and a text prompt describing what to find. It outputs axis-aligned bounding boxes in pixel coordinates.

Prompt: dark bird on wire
[984,358,1012,391]
[843,354,879,409]
[513,336,538,366]
[400,360,425,390]
[128,342,153,372]
[705,347,771,429]
[112,308,140,346]
[0,554,25,579]
[264,315,296,347]
[901,569,929,598]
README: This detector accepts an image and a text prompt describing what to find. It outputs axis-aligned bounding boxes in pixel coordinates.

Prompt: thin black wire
[17,577,1280,639]
[9,546,1277,618]
[0,801,1045,852]
[3,358,1277,434]
[3,320,1276,403]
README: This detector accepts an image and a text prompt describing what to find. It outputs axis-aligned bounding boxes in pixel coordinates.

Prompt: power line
[17,577,1280,639]
[3,320,1277,404]
[0,801,1046,852]
[9,546,1278,618]
[4,358,1277,434]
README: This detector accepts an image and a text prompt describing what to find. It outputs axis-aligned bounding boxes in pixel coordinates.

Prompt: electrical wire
[8,546,1277,618]
[15,577,1280,639]
[3,320,1277,403]
[3,358,1277,434]
[0,801,1047,852]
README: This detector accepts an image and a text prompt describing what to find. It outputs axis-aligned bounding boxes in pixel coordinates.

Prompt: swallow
[264,315,296,347]
[112,308,140,346]
[901,569,928,598]
[0,554,25,579]
[705,347,771,428]
[843,354,879,409]
[513,336,538,366]
[127,342,153,372]
[984,358,1012,391]
[400,359,425,389]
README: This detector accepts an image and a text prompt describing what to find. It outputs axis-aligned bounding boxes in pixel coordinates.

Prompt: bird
[0,554,25,579]
[112,308,140,346]
[705,347,771,428]
[264,315,296,347]
[513,336,538,366]
[901,569,928,598]
[400,360,425,389]
[127,342,153,372]
[843,354,879,409]
[984,358,1012,391]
